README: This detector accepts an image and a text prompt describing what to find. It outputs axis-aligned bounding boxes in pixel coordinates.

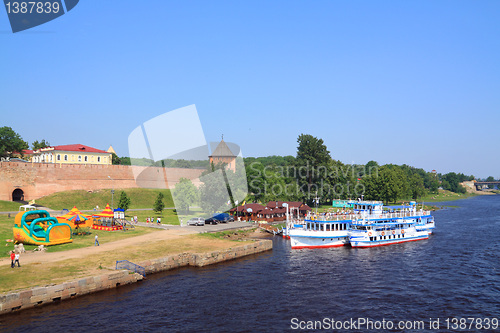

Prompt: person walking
[95,234,99,246]
[14,252,20,267]
[10,251,15,268]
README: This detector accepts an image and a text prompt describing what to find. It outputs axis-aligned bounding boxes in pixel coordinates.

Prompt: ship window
[326,224,330,231]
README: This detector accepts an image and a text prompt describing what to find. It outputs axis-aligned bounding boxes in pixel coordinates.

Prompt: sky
[1,1,499,178]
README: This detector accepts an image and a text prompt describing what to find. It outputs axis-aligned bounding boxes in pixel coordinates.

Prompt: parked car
[213,213,234,223]
[187,217,205,226]
[205,217,219,225]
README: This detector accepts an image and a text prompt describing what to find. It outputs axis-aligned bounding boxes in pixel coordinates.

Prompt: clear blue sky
[2,1,499,178]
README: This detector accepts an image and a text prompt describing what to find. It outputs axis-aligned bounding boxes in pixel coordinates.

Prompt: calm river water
[1,196,499,332]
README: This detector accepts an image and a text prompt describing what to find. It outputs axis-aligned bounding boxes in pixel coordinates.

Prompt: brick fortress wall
[0,162,204,201]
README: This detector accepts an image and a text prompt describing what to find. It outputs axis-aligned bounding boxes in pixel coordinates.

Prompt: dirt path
[1,228,198,265]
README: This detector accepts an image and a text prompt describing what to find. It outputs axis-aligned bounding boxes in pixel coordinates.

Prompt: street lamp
[314,192,320,215]
[283,202,289,238]
[108,175,114,209]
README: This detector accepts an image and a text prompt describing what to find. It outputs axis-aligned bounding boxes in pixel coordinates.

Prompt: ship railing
[309,213,362,221]
[367,211,431,219]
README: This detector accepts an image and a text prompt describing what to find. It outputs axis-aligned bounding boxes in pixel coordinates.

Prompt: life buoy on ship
[401,230,405,234]
[381,231,385,236]
[368,232,372,236]
[392,230,395,235]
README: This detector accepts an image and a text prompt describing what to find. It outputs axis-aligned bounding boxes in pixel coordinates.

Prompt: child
[10,251,15,268]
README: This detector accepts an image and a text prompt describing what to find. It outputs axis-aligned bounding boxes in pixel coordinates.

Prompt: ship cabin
[352,201,384,218]
[305,220,349,232]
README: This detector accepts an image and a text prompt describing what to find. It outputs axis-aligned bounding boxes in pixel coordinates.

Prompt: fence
[115,260,146,277]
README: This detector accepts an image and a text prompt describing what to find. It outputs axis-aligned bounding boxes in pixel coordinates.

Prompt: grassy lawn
[125,209,180,225]
[0,200,23,212]
[34,188,174,211]
[420,189,477,202]
[125,208,218,225]
[0,234,252,293]
[199,228,257,240]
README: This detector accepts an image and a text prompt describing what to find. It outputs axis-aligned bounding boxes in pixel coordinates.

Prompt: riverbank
[0,235,272,315]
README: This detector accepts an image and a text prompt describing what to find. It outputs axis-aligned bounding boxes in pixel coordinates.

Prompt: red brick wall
[0,162,204,201]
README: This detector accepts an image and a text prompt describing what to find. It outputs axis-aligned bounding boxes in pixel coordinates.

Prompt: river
[1,195,499,332]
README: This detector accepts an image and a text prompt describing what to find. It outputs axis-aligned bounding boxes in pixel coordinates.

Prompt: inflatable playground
[13,209,73,246]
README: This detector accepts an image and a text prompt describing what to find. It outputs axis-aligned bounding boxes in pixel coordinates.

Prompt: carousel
[91,204,123,231]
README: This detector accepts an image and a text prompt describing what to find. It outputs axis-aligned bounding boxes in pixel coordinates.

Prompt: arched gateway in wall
[12,188,24,201]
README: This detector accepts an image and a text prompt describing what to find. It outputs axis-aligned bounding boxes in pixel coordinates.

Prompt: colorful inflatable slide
[13,210,73,245]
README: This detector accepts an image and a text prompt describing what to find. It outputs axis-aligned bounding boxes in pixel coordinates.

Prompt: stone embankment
[0,240,272,315]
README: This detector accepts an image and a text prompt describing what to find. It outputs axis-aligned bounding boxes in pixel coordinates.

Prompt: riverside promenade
[0,222,272,315]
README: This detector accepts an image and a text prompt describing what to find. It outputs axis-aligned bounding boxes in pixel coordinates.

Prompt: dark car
[220,216,234,223]
[205,217,219,225]
[213,213,233,223]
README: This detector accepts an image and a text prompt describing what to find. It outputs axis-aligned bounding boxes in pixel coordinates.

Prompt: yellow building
[31,144,112,165]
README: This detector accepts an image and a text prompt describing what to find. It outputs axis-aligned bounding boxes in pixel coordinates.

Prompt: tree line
[243,134,476,205]
[0,127,490,207]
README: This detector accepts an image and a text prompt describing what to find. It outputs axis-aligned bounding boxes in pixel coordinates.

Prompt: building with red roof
[230,201,311,222]
[30,144,112,165]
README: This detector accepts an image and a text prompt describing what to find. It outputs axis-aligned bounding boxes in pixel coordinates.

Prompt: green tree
[172,178,198,213]
[0,127,28,158]
[198,172,229,214]
[119,156,131,165]
[111,153,121,165]
[153,192,165,213]
[410,174,426,200]
[296,134,331,199]
[118,191,131,211]
[486,176,495,189]
[31,139,50,150]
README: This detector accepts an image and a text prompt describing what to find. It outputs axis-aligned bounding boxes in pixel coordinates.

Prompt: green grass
[420,189,477,202]
[35,188,174,210]
[0,200,23,212]
[125,209,180,225]
[199,228,256,240]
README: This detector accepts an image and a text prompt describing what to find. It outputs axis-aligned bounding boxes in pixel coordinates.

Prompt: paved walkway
[135,220,256,233]
[0,221,258,266]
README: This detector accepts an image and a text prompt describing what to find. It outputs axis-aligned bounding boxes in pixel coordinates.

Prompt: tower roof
[210,139,235,157]
[107,145,116,154]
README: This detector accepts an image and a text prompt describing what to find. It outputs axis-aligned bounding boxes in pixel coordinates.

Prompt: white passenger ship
[289,218,351,249]
[289,200,434,249]
[348,201,434,248]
